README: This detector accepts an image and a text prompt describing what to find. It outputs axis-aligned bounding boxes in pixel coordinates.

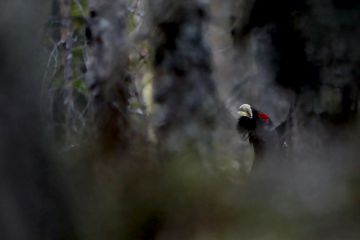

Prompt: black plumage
[237,105,283,170]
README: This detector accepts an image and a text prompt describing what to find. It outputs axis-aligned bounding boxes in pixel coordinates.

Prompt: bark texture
[60,0,76,139]
[86,0,130,151]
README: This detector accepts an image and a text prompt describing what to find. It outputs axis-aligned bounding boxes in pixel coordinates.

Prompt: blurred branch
[43,40,63,86]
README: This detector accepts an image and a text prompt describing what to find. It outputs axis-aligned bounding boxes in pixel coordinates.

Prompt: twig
[42,40,64,98]
[73,0,86,17]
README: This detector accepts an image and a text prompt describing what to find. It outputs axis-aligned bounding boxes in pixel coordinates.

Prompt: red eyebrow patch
[258,113,269,123]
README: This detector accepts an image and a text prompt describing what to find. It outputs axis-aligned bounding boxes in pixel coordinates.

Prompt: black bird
[237,104,283,169]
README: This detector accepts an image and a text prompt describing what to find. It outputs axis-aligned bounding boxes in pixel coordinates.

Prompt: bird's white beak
[238,110,251,118]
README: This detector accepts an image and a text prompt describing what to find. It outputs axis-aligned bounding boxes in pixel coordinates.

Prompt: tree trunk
[86,0,130,152]
[148,0,219,159]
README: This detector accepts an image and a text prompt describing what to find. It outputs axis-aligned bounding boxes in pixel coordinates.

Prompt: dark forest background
[0,0,359,239]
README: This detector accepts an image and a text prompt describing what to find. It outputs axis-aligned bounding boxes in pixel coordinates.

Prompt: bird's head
[237,104,253,119]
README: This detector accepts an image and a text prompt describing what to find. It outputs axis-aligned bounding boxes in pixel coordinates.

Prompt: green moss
[73,78,88,95]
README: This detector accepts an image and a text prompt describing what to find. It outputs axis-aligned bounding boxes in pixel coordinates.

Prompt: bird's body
[237,104,282,170]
